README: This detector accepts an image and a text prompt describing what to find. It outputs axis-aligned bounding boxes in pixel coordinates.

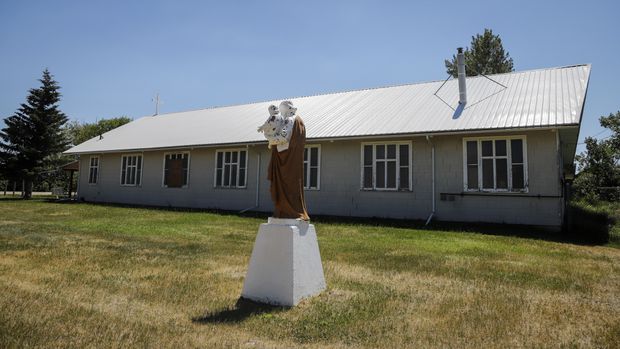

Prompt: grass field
[1,199,619,348]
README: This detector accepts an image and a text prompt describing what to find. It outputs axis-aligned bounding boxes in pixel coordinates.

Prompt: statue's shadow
[192,298,288,324]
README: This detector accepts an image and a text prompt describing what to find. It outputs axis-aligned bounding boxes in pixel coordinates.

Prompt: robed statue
[257,101,309,220]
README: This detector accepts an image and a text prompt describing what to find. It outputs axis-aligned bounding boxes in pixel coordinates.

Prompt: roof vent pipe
[457,47,467,105]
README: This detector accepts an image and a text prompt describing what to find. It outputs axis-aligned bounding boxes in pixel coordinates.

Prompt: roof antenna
[152,92,162,116]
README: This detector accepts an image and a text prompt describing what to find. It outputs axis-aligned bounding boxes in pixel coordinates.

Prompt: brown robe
[267,116,310,220]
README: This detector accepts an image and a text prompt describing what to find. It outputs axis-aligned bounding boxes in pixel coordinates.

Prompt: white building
[65,64,591,230]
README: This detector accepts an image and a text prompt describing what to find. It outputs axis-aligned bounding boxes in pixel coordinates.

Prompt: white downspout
[240,150,261,213]
[255,151,261,208]
[75,155,81,199]
[556,130,564,226]
[425,136,435,225]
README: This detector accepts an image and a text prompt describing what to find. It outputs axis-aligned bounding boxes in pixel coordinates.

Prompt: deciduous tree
[573,111,620,201]
[66,116,131,146]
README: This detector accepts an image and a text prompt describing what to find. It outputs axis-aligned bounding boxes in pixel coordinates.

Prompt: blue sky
[1,0,618,154]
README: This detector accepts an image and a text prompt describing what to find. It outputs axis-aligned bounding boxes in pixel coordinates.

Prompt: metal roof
[65,64,590,154]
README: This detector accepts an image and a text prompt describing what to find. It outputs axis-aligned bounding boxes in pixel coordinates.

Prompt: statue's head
[258,105,282,135]
[268,105,279,119]
[279,101,297,118]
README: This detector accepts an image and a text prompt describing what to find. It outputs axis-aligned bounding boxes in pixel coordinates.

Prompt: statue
[243,101,325,306]
[257,101,309,220]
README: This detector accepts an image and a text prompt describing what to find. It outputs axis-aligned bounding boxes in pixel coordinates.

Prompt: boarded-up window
[164,153,189,188]
[464,137,527,192]
[120,154,142,186]
[215,150,247,188]
[361,142,411,191]
[88,156,99,184]
[303,146,320,189]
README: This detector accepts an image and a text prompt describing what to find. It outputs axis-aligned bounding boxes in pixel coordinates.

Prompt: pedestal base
[241,217,326,306]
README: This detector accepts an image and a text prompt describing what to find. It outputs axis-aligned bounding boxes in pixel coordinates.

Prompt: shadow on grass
[565,203,612,244]
[43,199,613,246]
[307,213,581,244]
[49,198,272,219]
[192,298,287,324]
[0,196,67,202]
[0,197,26,201]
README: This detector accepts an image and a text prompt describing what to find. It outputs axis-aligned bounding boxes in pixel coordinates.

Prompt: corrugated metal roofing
[65,64,590,154]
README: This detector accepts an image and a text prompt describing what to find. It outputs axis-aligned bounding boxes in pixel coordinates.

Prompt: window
[361,142,411,191]
[163,152,190,188]
[88,156,99,184]
[120,154,142,186]
[304,145,320,190]
[463,136,527,192]
[215,149,247,188]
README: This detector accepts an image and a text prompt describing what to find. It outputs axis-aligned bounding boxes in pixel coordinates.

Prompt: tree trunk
[68,171,74,198]
[23,179,33,199]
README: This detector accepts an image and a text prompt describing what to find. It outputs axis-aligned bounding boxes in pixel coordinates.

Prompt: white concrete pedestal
[241,217,326,306]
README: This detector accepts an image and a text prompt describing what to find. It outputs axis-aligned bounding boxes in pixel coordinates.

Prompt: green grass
[1,198,619,348]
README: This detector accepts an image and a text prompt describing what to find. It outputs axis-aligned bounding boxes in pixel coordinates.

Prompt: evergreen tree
[0,69,70,198]
[445,29,514,77]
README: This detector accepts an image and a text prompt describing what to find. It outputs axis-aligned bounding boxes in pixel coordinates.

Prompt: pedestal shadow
[192,298,288,324]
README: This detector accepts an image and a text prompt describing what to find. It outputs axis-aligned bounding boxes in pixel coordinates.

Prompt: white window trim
[360,141,413,192]
[214,148,248,189]
[161,151,191,188]
[462,135,528,193]
[88,156,99,185]
[304,144,321,190]
[119,153,144,187]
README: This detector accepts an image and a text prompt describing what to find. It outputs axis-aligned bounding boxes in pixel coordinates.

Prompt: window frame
[119,153,144,187]
[88,156,99,185]
[462,135,528,193]
[214,148,248,189]
[360,141,413,192]
[303,144,321,190]
[161,151,191,188]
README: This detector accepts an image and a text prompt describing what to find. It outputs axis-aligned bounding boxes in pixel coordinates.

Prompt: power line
[591,129,611,138]
[573,133,614,145]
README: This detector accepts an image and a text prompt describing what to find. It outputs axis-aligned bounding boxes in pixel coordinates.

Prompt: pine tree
[0,69,70,198]
[445,29,514,77]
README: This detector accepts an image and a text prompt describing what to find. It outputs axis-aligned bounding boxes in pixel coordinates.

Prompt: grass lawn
[1,199,619,348]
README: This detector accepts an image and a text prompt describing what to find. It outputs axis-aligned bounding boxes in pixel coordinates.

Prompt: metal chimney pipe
[457,47,467,105]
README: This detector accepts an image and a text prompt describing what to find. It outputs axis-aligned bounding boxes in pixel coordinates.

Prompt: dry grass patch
[1,199,619,348]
